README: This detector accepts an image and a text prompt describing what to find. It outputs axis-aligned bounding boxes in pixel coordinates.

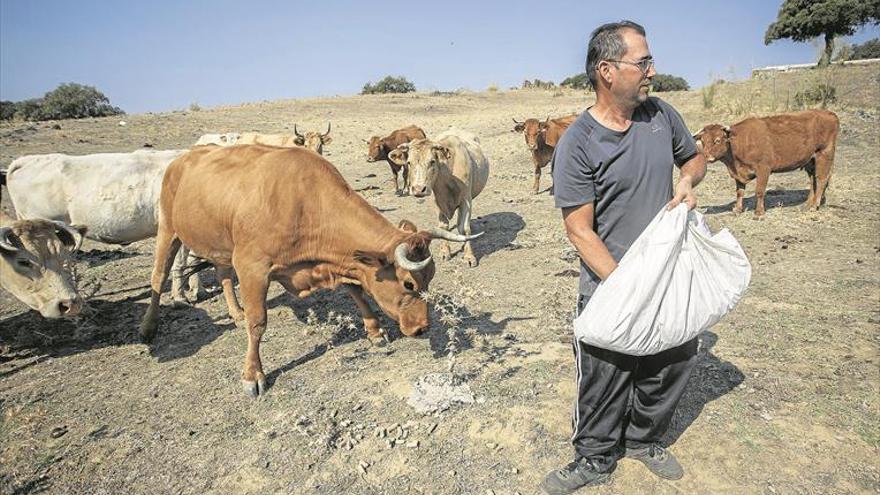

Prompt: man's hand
[667,176,697,211]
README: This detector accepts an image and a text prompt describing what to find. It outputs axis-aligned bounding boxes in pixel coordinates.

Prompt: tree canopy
[765,0,880,66]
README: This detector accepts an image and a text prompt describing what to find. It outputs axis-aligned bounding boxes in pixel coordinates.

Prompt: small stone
[448,470,456,477]
[406,440,419,448]
[512,467,519,474]
[486,442,497,450]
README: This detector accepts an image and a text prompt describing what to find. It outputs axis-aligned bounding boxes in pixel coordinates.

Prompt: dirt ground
[1,68,878,494]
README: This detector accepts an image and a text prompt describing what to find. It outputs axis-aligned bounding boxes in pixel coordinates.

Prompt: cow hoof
[367,329,391,347]
[138,320,157,343]
[732,208,743,215]
[752,214,765,221]
[242,376,268,398]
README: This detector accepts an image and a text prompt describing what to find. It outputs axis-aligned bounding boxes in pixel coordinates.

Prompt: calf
[512,114,576,193]
[365,125,427,194]
[695,109,839,217]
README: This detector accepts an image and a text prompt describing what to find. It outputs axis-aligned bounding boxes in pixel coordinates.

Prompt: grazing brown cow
[139,145,477,397]
[512,114,577,193]
[365,125,427,194]
[237,123,333,154]
[694,109,839,217]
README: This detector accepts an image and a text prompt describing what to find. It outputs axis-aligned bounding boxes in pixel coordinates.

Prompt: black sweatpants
[571,294,698,471]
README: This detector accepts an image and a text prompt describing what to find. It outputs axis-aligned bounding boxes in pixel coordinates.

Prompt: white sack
[574,204,751,355]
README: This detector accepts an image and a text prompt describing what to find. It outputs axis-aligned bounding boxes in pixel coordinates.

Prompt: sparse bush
[560,72,591,90]
[522,79,556,90]
[0,101,14,121]
[39,83,124,120]
[362,75,416,95]
[651,74,690,92]
[14,98,45,121]
[487,83,498,93]
[701,81,718,109]
[794,83,837,108]
[850,38,880,60]
[189,102,201,112]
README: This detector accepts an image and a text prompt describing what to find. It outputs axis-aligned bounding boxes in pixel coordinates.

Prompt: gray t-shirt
[552,96,697,296]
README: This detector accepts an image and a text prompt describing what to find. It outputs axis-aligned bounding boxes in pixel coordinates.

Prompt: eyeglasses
[605,57,655,75]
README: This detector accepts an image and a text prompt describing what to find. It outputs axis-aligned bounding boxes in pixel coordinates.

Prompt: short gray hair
[586,20,646,89]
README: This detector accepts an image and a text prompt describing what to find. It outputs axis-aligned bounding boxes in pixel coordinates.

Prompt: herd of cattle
[0,107,839,396]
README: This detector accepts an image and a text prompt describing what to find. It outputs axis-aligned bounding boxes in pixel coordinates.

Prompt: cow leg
[457,200,478,267]
[812,145,835,210]
[346,285,389,346]
[733,180,746,214]
[390,163,400,193]
[804,160,817,210]
[436,209,452,261]
[533,164,542,194]
[171,246,190,307]
[235,262,270,397]
[186,252,207,302]
[217,265,244,324]
[139,227,182,343]
[753,170,769,219]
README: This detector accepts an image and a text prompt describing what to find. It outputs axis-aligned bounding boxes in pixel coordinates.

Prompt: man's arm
[667,152,707,211]
[562,202,618,280]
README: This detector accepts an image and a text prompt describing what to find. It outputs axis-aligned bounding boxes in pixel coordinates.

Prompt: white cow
[388,129,489,267]
[4,149,202,304]
[194,133,241,146]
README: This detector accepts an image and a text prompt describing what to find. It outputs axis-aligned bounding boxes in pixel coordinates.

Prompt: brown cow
[138,145,477,397]
[694,109,839,217]
[365,125,427,194]
[512,114,577,193]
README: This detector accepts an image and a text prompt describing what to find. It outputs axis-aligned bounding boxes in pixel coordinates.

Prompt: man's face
[608,29,656,106]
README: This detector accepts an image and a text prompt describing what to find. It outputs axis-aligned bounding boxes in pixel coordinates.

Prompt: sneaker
[540,457,612,494]
[625,444,683,480]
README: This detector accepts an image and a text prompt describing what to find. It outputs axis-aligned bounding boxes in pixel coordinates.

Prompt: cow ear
[321,135,333,145]
[398,219,418,233]
[512,123,525,133]
[294,136,306,146]
[0,227,18,254]
[220,135,227,143]
[722,125,731,135]
[432,144,451,162]
[388,148,408,166]
[353,250,389,268]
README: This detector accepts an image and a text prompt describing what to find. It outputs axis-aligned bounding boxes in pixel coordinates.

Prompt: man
[541,21,707,494]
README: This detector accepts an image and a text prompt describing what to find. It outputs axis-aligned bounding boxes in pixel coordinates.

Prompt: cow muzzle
[410,185,429,197]
[41,295,83,318]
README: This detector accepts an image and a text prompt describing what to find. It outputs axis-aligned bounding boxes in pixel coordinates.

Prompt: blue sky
[2,0,877,114]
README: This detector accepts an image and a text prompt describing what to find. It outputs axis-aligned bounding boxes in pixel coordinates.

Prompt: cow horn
[294,124,304,138]
[52,220,85,252]
[0,227,17,252]
[429,228,484,242]
[322,122,331,137]
[394,243,432,272]
[512,118,523,125]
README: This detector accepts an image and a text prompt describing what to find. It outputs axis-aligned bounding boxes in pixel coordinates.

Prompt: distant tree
[651,74,690,92]
[14,99,45,121]
[850,38,880,59]
[0,101,14,120]
[362,76,416,94]
[560,73,591,90]
[39,83,124,120]
[765,0,880,66]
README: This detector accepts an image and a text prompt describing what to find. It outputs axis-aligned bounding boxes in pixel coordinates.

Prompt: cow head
[388,139,451,197]
[294,123,333,155]
[693,124,731,162]
[512,118,547,151]
[0,219,87,318]
[353,220,434,336]
[221,133,241,145]
[352,220,480,336]
[365,135,386,162]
